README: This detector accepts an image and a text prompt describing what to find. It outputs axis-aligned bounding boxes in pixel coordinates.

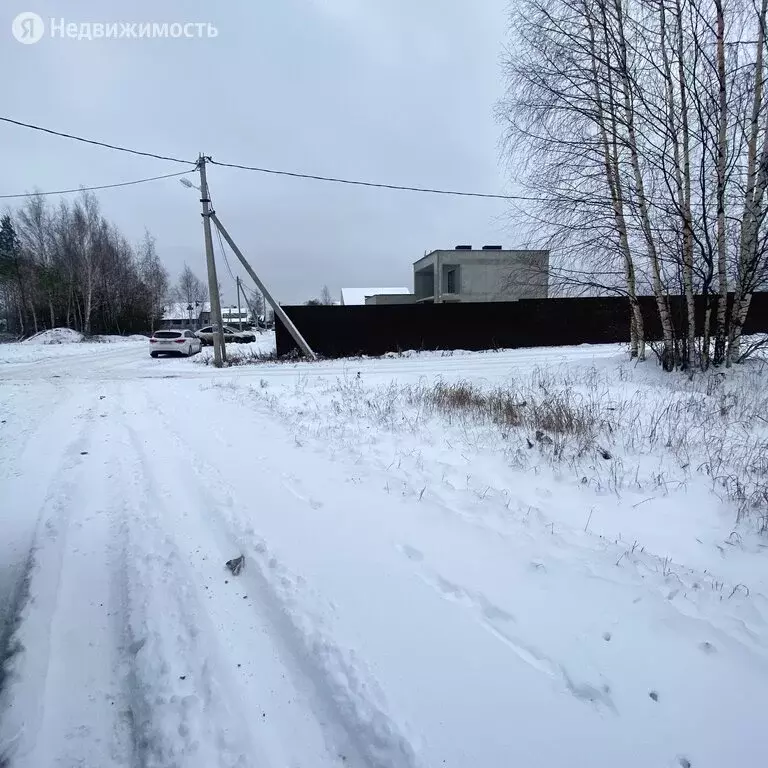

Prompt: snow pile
[93,334,147,343]
[22,329,146,346]
[23,328,84,345]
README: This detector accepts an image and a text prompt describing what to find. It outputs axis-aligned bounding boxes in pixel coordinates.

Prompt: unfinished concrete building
[413,246,549,303]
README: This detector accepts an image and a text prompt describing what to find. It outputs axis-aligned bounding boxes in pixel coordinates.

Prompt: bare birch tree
[174,264,208,306]
[0,193,171,336]
[138,230,169,332]
[500,0,768,370]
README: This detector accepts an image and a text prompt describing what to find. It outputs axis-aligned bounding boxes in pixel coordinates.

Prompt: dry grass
[195,347,280,366]
[421,379,607,454]
[220,358,768,529]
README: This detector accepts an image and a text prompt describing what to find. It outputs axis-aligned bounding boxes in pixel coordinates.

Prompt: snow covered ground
[1,337,766,768]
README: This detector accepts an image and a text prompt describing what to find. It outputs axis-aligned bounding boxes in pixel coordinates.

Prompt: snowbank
[23,328,84,345]
[94,334,147,343]
[23,329,148,345]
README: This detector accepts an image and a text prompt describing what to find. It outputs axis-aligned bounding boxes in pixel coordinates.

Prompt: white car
[149,329,202,357]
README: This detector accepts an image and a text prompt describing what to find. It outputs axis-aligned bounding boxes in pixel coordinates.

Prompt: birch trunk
[713,0,729,365]
[614,0,674,368]
[729,0,768,364]
[84,278,93,336]
[670,0,697,368]
[588,0,645,359]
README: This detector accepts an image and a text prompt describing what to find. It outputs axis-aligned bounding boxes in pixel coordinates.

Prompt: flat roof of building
[340,287,411,305]
[413,249,549,268]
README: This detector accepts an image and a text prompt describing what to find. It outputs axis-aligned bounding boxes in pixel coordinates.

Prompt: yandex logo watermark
[12,13,219,43]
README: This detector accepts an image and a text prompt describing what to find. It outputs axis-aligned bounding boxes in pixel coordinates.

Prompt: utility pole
[198,154,226,366]
[210,213,317,359]
[236,276,243,331]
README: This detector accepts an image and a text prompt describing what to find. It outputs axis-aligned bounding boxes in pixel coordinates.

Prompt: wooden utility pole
[197,155,226,366]
[236,276,243,331]
[210,213,317,359]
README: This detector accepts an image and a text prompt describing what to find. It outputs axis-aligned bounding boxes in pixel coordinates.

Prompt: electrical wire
[211,203,266,321]
[213,211,238,286]
[206,182,239,289]
[1,115,533,201]
[0,116,195,165]
[213,219,261,322]
[207,158,531,200]
[0,169,195,199]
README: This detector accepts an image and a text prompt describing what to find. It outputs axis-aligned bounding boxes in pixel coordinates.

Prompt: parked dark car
[195,326,256,345]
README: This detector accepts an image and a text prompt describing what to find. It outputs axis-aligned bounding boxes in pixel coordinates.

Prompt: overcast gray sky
[3,0,515,304]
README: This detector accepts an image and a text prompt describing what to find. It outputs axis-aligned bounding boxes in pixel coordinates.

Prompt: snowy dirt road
[1,341,767,768]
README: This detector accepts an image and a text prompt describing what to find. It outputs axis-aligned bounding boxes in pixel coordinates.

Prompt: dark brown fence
[275,293,768,358]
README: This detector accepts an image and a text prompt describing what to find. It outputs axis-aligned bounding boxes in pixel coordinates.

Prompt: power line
[2,115,531,201]
[213,211,238,286]
[0,116,195,166]
[0,170,195,200]
[207,158,530,201]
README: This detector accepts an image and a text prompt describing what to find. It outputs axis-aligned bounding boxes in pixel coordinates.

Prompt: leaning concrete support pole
[209,213,317,360]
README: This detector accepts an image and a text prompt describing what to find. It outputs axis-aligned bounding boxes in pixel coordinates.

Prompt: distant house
[221,306,251,328]
[340,287,412,306]
[414,246,549,303]
[160,301,211,329]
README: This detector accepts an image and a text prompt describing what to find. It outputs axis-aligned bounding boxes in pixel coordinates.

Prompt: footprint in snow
[398,544,424,562]
[436,575,463,599]
[562,673,616,712]
[477,597,515,623]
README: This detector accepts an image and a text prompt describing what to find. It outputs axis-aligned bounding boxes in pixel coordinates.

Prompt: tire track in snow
[138,385,422,768]
[0,382,75,622]
[0,385,95,710]
[0,381,73,697]
[113,389,261,768]
[0,383,135,767]
[0,381,68,481]
[120,422,342,768]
